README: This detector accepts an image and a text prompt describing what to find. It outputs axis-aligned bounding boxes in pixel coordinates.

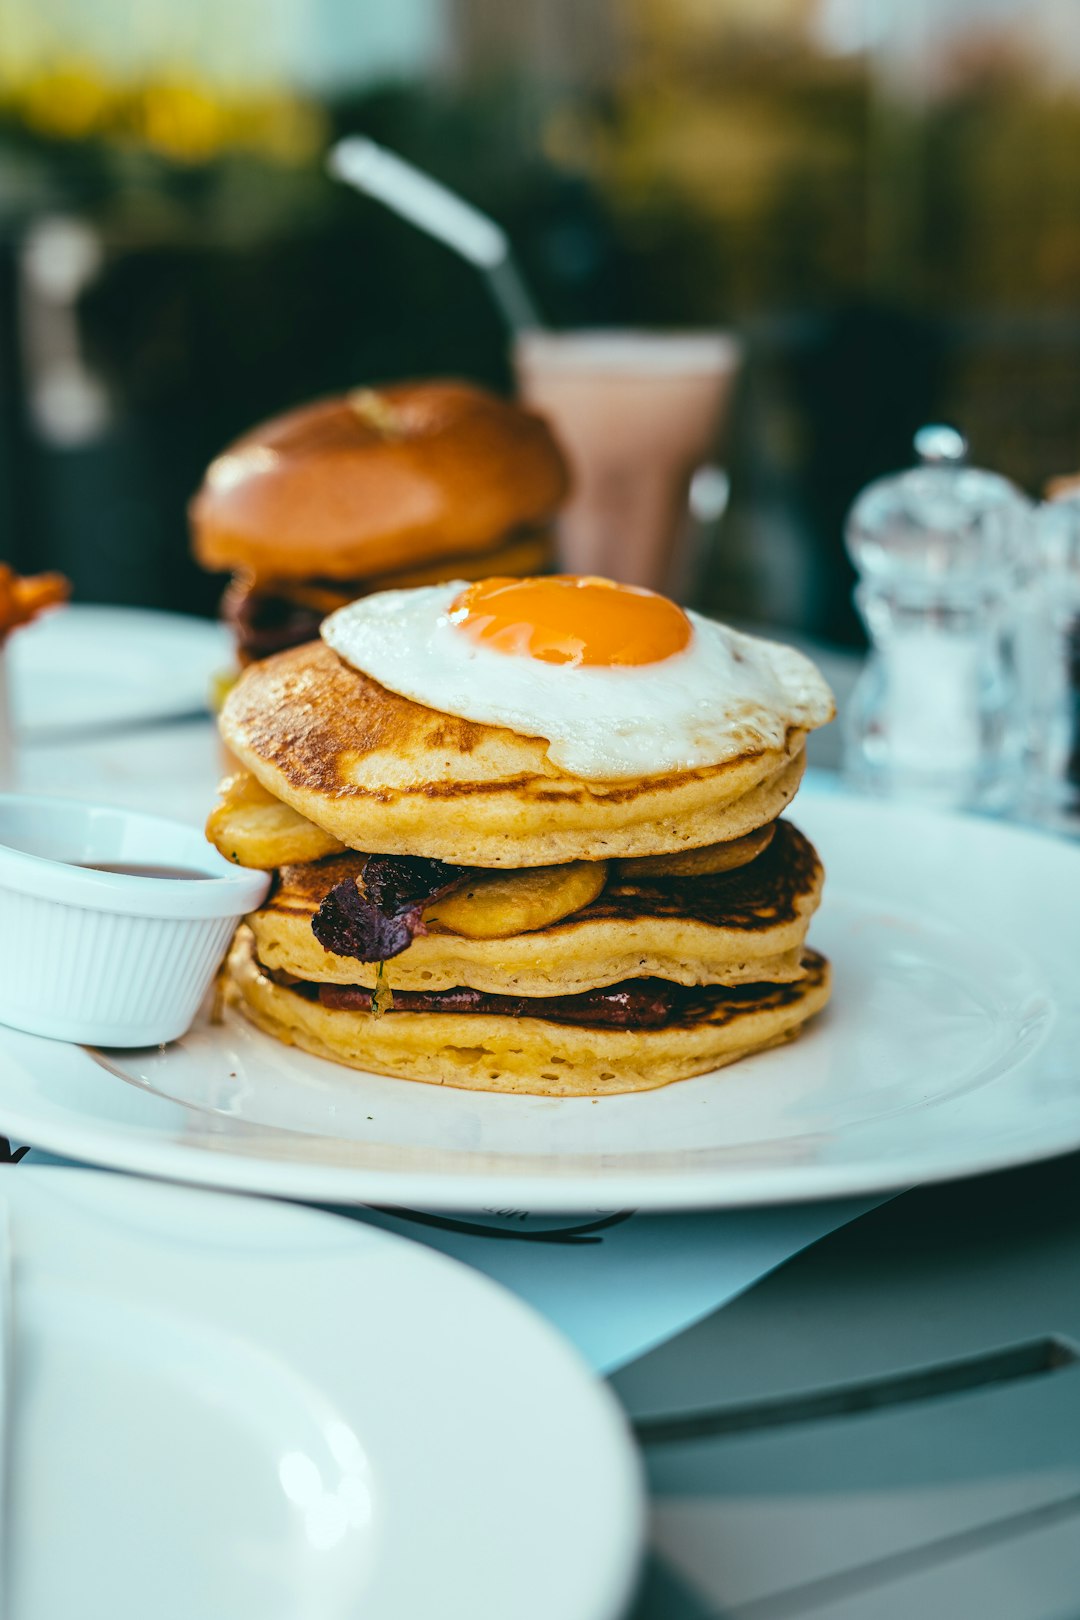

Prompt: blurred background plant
[2,0,1080,645]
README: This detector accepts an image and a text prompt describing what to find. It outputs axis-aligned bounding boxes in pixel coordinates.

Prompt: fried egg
[321,575,834,781]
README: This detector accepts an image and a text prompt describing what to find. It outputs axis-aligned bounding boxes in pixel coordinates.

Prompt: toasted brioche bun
[225,928,831,1096]
[191,381,568,582]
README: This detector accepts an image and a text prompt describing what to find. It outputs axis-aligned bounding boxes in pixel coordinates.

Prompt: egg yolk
[448,576,693,667]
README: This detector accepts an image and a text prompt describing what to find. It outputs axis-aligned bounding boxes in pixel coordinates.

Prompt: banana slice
[206,772,344,869]
[424,860,608,939]
[617,823,775,879]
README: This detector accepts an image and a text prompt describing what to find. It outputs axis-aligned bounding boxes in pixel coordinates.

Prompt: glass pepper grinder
[1018,492,1080,834]
[842,425,1032,811]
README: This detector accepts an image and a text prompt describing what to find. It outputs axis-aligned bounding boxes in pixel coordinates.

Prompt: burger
[190,380,568,665]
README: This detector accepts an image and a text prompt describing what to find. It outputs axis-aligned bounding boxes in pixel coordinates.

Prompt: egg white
[321,583,834,781]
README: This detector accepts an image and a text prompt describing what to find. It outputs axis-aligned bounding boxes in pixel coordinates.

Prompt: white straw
[327,136,544,333]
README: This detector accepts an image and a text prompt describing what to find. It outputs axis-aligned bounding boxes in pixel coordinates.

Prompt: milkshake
[514,330,740,593]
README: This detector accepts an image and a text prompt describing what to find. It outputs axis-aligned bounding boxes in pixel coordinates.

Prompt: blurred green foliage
[2,27,1080,636]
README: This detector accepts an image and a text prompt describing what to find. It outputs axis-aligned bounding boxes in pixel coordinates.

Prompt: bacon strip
[317,979,680,1029]
[310,854,465,963]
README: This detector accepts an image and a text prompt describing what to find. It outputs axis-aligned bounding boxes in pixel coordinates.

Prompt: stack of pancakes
[209,621,834,1096]
[190,381,568,664]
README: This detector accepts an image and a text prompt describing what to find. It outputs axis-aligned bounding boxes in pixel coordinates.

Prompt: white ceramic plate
[9,606,230,736]
[3,1168,642,1620]
[0,791,1078,1211]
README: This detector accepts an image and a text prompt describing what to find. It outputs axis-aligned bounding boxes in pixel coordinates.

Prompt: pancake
[206,758,803,872]
[225,927,831,1096]
[248,819,822,996]
[220,641,809,867]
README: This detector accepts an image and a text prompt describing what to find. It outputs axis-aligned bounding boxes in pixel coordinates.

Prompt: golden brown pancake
[248,819,822,997]
[220,641,810,867]
[225,927,831,1096]
[206,762,803,875]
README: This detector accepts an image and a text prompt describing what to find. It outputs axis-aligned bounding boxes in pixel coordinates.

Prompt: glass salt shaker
[842,426,1032,811]
[1018,493,1080,833]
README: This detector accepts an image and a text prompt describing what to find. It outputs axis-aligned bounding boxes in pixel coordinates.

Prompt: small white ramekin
[0,795,269,1046]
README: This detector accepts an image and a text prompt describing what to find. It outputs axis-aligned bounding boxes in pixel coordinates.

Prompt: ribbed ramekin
[0,796,269,1046]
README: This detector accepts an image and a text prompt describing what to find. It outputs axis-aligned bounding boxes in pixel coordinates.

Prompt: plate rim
[10,605,231,736]
[2,1076,1080,1210]
[7,1165,645,1619]
[2,790,1080,1211]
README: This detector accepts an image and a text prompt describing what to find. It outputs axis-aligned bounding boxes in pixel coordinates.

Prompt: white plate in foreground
[4,1168,641,1620]
[0,790,1078,1210]
[10,605,230,736]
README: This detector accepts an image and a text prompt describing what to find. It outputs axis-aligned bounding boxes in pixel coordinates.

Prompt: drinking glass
[513,330,740,595]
